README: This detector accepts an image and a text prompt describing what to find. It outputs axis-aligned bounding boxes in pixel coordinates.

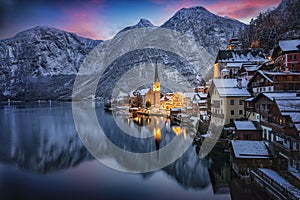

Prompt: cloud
[206,0,281,23]
[56,0,107,39]
[150,0,281,24]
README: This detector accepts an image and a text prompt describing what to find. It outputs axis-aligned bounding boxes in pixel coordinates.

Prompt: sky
[0,0,281,40]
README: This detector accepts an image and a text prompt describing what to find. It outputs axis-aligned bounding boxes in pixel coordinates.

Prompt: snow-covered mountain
[0,6,245,101]
[118,18,156,33]
[162,6,245,56]
[0,26,101,100]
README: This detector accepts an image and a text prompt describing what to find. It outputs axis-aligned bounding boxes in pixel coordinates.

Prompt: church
[130,63,161,108]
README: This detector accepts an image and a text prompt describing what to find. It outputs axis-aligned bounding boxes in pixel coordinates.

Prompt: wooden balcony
[260,121,297,137]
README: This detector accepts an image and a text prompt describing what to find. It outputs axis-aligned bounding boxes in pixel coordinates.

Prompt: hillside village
[112,36,300,199]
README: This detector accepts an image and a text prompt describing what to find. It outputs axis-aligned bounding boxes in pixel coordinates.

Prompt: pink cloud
[56,0,107,39]
[151,0,281,24]
[206,0,281,22]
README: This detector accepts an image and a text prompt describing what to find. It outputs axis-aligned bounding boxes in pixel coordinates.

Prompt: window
[290,55,296,60]
[291,63,295,70]
[239,100,243,105]
[231,110,234,115]
[220,100,223,105]
[239,110,243,115]
[230,99,234,105]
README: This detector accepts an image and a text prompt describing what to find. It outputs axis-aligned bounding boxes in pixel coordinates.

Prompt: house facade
[209,79,251,125]
[233,120,262,140]
[246,92,300,170]
[247,70,300,95]
[272,39,300,72]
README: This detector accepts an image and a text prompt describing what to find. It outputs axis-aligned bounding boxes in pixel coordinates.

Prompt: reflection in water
[0,102,92,173]
[0,102,266,199]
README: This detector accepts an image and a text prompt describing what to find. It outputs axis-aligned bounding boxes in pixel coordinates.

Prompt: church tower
[153,61,160,107]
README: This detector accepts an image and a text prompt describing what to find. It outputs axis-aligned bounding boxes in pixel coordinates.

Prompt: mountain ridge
[0,6,248,100]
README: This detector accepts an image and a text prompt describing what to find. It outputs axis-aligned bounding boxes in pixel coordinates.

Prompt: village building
[230,140,278,176]
[129,63,161,108]
[214,41,267,79]
[247,70,300,96]
[245,92,300,170]
[271,39,300,72]
[233,120,262,140]
[209,78,251,125]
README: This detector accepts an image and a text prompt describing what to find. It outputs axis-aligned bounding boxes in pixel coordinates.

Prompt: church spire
[154,60,159,82]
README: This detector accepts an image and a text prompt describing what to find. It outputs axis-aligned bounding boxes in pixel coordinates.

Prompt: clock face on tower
[153,82,160,91]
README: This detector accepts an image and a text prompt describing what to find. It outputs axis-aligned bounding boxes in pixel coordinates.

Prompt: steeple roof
[154,61,160,82]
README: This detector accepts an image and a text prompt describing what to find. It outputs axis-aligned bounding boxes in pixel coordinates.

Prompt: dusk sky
[0,0,281,40]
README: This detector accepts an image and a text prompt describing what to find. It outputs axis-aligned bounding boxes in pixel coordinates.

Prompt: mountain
[238,0,300,52]
[118,18,155,33]
[162,6,245,56]
[0,26,101,100]
[0,6,245,101]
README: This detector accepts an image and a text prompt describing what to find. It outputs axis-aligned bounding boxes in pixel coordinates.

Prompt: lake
[0,102,267,200]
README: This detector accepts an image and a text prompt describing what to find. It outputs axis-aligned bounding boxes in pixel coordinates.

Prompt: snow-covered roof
[231,140,271,159]
[276,99,300,112]
[262,92,298,101]
[199,93,208,98]
[245,97,255,102]
[234,120,257,131]
[217,49,267,63]
[295,124,300,132]
[282,112,300,123]
[257,70,273,83]
[198,100,207,104]
[217,87,251,97]
[226,63,243,68]
[221,68,229,72]
[258,168,300,199]
[242,64,258,71]
[139,88,151,96]
[213,78,248,88]
[279,39,300,52]
[200,111,207,115]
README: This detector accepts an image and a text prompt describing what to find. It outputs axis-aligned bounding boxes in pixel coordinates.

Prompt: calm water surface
[0,102,266,200]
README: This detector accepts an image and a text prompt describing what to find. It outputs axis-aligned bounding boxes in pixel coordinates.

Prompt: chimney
[237,77,242,89]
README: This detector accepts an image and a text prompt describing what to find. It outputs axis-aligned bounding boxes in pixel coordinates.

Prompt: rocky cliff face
[162,6,245,56]
[0,6,245,101]
[0,26,101,100]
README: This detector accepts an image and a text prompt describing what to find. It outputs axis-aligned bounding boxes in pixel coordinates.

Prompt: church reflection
[128,114,187,151]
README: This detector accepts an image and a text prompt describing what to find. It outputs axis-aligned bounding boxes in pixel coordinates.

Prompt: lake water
[0,102,267,200]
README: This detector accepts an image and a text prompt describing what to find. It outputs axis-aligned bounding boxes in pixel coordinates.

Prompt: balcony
[260,121,297,137]
[212,100,220,108]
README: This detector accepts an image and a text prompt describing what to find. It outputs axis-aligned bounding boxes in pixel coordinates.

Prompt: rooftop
[258,168,300,199]
[213,78,247,88]
[234,120,257,131]
[217,87,251,97]
[216,49,267,63]
[278,39,300,52]
[231,140,271,159]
